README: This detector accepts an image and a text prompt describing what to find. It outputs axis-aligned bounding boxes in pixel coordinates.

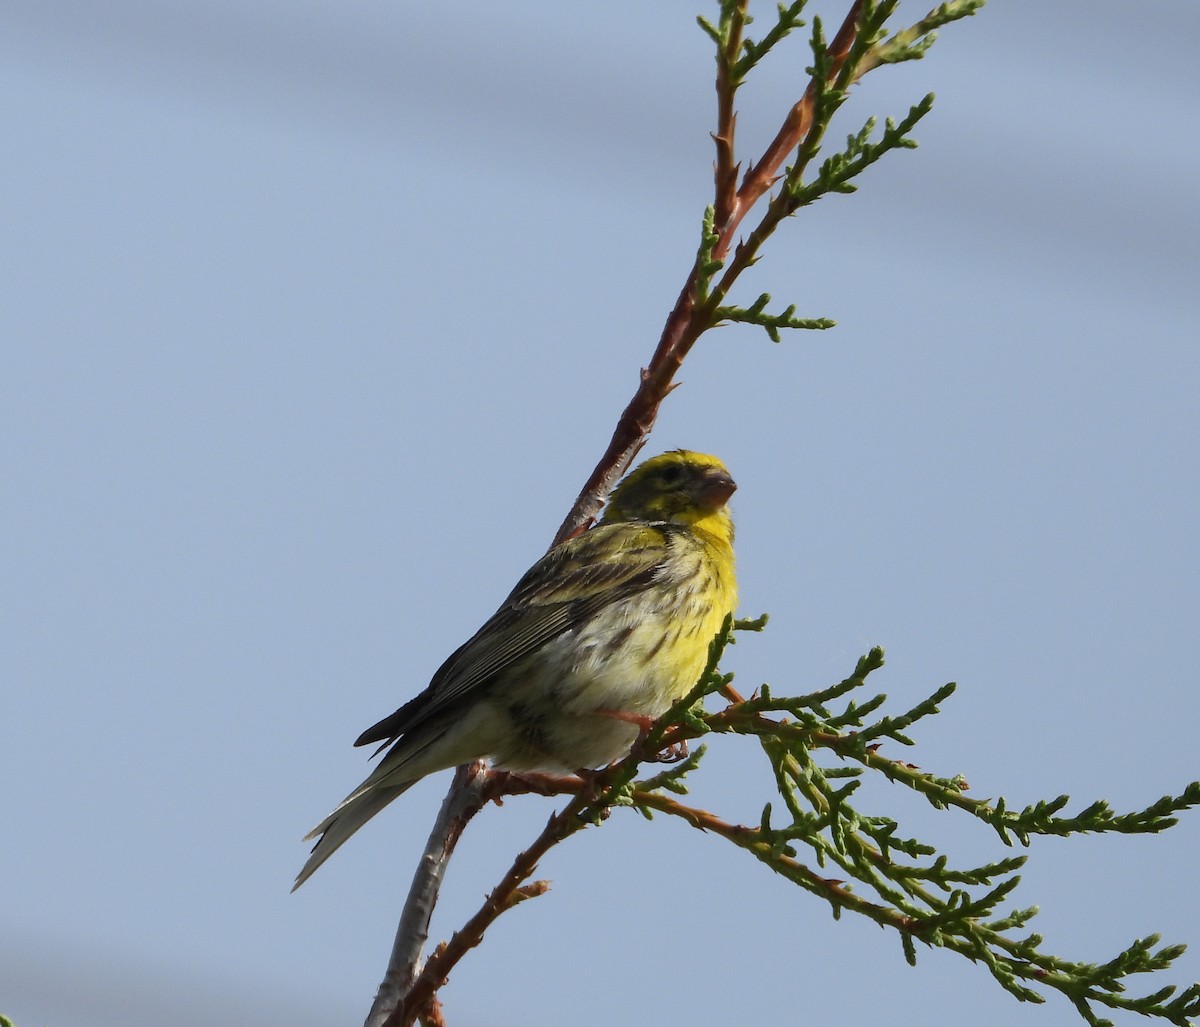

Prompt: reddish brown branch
[712,2,748,229]
[377,4,897,1020]
[416,995,446,1027]
[551,274,705,543]
[552,2,869,545]
[734,0,864,231]
[715,0,868,268]
[631,789,921,932]
[384,799,592,1027]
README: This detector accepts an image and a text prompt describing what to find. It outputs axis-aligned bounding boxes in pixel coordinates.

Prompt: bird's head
[602,450,736,534]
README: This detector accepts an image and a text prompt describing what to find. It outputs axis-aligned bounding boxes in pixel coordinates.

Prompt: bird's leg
[594,708,689,764]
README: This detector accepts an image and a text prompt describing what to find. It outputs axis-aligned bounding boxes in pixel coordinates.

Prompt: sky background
[3,2,1198,1025]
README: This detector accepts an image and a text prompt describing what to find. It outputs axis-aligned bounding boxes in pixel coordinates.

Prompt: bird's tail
[292,776,417,891]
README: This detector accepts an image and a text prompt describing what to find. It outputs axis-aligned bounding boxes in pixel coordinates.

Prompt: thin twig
[633,788,919,929]
[713,0,748,229]
[372,2,902,1018]
[383,796,593,1027]
[734,1,864,223]
[552,1,868,545]
[365,762,492,1027]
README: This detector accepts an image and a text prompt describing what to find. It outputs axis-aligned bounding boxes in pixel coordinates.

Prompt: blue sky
[3,2,1198,1025]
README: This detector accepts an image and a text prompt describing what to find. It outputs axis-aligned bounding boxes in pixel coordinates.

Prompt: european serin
[294,449,737,889]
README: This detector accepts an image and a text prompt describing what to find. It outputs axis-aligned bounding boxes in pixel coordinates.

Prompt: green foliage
[713,293,835,341]
[649,15,1200,1015]
[791,96,934,204]
[693,205,723,303]
[378,6,1200,1025]
[612,622,1200,1026]
[871,0,990,67]
[698,1,810,84]
[689,1,983,345]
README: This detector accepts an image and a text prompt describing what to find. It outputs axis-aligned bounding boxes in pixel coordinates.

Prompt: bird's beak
[699,468,737,508]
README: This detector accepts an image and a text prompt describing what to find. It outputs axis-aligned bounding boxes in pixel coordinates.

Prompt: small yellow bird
[294,449,738,889]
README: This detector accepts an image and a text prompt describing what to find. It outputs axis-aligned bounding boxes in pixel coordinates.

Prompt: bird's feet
[594,707,689,764]
[652,736,690,763]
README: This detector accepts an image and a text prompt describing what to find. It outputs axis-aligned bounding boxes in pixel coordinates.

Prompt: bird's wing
[354,522,675,748]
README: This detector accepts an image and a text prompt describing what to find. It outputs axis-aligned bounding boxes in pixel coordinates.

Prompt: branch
[552,0,970,542]
[371,0,991,1017]
[381,623,743,1025]
[365,762,492,1027]
[383,801,582,1027]
[710,0,748,229]
[551,0,868,545]
[628,648,1200,1025]
[732,0,866,229]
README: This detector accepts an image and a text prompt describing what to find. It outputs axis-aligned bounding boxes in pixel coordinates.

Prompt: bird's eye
[657,464,686,486]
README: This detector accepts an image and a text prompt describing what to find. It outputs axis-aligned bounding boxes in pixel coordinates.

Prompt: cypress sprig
[693,205,723,303]
[611,636,1199,1025]
[685,0,987,352]
[713,293,836,341]
[373,5,1197,1024]
[868,0,989,69]
[790,95,935,206]
[735,2,810,82]
[858,678,957,742]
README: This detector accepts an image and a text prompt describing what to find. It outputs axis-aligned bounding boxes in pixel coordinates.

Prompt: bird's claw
[652,738,690,764]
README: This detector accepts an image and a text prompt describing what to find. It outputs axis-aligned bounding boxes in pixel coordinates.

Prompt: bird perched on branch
[294,449,738,889]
